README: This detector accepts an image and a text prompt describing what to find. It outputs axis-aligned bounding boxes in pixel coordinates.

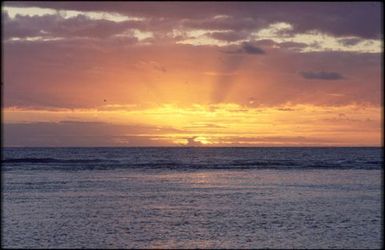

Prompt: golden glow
[4,103,381,146]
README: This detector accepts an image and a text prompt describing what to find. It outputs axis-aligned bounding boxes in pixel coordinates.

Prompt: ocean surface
[2,147,383,248]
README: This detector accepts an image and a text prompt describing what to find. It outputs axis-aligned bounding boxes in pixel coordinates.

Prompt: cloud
[207,31,248,42]
[181,15,260,31]
[185,137,203,146]
[251,22,381,53]
[2,11,144,41]
[183,123,226,129]
[2,3,382,110]
[202,135,366,146]
[339,37,362,46]
[5,2,381,39]
[278,41,308,50]
[3,4,381,53]
[3,37,381,109]
[300,71,345,80]
[277,108,295,112]
[3,121,181,146]
[241,42,265,54]
[223,42,265,55]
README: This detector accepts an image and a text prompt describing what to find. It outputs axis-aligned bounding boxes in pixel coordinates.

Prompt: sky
[2,1,383,147]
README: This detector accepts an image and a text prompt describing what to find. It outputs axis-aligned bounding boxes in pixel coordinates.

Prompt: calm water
[2,147,383,248]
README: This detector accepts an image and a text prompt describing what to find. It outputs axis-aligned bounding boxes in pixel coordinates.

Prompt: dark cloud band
[300,71,345,80]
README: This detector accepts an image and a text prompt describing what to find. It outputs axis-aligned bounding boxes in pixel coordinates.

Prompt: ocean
[2,147,383,248]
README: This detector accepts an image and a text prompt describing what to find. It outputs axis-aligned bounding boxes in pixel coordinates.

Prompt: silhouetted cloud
[300,71,345,80]
[241,42,265,54]
[213,135,351,146]
[185,137,203,146]
[3,121,182,147]
[223,42,265,55]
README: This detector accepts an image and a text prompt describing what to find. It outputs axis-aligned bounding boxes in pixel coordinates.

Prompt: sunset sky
[2,2,383,147]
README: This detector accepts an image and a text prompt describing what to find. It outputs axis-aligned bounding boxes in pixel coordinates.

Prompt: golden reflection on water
[156,171,228,188]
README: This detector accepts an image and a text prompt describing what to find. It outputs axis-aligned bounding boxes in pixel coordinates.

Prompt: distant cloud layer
[300,71,345,80]
[3,121,180,147]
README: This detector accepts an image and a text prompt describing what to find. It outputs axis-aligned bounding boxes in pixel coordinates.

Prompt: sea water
[2,147,383,248]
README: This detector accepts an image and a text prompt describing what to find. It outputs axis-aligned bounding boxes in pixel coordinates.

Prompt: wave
[2,157,382,171]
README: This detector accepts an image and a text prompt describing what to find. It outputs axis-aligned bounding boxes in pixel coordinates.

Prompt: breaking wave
[2,155,382,171]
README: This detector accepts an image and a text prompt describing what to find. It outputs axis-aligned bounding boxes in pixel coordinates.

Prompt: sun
[194,136,211,145]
